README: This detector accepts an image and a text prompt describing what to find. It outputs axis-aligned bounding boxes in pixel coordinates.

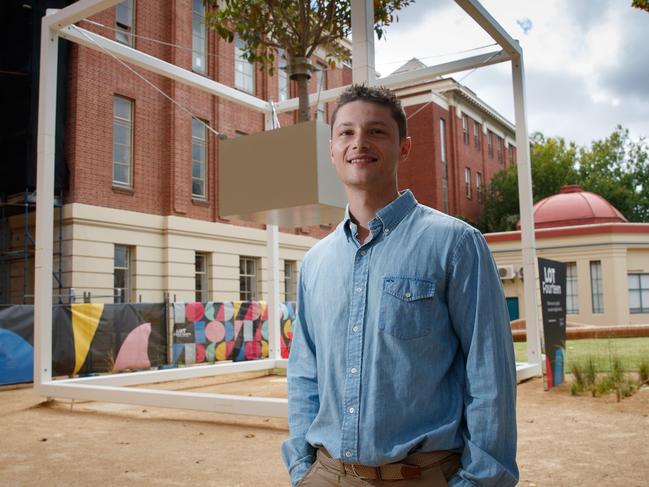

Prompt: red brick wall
[65,1,349,239]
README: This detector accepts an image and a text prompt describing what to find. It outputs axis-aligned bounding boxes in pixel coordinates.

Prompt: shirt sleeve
[446,228,519,487]
[281,264,319,487]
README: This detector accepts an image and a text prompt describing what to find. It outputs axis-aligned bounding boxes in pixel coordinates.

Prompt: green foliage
[638,358,649,383]
[632,0,649,13]
[204,0,414,73]
[479,127,649,232]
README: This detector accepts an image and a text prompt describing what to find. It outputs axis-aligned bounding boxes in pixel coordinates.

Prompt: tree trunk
[296,74,311,122]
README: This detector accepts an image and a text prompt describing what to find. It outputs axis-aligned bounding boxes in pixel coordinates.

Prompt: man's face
[330,100,411,194]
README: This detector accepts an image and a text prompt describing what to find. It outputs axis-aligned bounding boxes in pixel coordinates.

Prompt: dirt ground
[1,373,648,487]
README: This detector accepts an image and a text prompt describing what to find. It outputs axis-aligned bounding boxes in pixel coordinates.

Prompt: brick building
[1,1,516,305]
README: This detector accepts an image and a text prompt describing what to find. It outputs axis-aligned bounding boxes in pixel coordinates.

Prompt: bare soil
[0,373,648,487]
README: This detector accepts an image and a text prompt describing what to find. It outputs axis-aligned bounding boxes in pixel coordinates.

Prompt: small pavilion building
[486,185,649,326]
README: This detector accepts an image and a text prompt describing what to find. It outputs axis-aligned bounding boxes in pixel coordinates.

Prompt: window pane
[116,0,132,26]
[114,97,131,120]
[113,163,128,184]
[192,180,203,196]
[641,274,649,288]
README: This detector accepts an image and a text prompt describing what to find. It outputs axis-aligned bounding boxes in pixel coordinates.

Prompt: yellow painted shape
[71,303,104,374]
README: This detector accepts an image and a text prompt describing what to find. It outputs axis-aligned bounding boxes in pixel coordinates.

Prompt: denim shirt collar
[343,189,418,242]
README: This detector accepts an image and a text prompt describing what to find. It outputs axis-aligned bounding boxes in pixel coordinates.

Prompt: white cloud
[373,0,648,145]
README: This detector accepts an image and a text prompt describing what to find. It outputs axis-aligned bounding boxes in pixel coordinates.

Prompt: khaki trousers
[297,449,461,487]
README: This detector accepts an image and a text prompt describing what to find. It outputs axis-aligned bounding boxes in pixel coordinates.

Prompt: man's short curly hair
[331,84,407,141]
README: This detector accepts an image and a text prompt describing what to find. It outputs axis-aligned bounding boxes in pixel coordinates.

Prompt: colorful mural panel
[172,301,270,365]
[171,301,296,365]
[0,303,166,385]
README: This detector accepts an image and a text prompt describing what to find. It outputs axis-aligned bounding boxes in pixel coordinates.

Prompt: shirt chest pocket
[379,276,436,340]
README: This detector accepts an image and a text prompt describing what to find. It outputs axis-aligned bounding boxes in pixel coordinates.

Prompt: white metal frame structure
[34,0,540,416]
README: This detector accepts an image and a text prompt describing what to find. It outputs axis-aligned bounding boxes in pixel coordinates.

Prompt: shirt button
[352,326,360,332]
[359,250,366,256]
[348,407,355,414]
[345,450,352,458]
[355,287,363,293]
[350,367,358,374]
[384,228,390,234]
[405,291,412,298]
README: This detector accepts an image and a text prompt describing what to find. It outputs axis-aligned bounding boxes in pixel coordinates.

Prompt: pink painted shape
[195,343,206,363]
[113,323,152,372]
[245,341,261,360]
[234,320,243,339]
[205,321,226,343]
[185,302,205,322]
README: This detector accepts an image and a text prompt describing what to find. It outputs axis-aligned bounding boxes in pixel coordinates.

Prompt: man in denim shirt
[282,85,518,487]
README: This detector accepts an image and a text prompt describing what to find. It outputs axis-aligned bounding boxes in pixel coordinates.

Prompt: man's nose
[352,131,369,149]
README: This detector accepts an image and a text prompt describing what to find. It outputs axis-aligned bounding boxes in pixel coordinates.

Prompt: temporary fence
[0,300,296,386]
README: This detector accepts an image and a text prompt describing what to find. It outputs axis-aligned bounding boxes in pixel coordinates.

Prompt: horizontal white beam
[515,362,541,383]
[43,0,123,30]
[36,382,288,417]
[274,50,510,114]
[59,25,270,113]
[55,359,281,387]
[455,0,521,58]
[381,50,510,90]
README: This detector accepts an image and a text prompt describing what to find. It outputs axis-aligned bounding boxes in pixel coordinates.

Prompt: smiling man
[282,85,519,487]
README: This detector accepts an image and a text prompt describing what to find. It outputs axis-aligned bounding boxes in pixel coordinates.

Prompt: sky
[373,0,649,147]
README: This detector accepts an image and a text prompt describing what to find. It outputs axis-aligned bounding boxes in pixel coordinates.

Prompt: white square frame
[34,0,540,416]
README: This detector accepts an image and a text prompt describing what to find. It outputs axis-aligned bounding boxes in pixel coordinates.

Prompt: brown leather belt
[317,448,460,481]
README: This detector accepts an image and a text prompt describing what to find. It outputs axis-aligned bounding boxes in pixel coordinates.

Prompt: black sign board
[538,258,567,388]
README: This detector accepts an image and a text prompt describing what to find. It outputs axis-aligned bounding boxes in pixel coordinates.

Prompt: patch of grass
[639,359,649,384]
[514,337,649,372]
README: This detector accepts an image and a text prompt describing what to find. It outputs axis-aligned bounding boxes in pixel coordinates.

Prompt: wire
[405,50,503,121]
[376,42,498,69]
[71,24,222,137]
[80,18,221,62]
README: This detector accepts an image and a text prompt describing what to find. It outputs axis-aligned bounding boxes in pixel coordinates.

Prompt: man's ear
[329,139,334,164]
[400,137,412,162]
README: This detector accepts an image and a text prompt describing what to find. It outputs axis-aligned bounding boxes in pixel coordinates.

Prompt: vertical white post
[511,54,541,367]
[264,114,282,361]
[34,15,59,391]
[351,0,376,85]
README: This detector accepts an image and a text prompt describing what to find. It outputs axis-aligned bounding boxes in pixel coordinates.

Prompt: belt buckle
[350,464,382,480]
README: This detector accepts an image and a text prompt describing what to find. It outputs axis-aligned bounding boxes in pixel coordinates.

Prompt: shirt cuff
[290,458,314,487]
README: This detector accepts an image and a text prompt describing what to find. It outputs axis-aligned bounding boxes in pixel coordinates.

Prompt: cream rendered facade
[488,223,649,326]
[60,203,315,304]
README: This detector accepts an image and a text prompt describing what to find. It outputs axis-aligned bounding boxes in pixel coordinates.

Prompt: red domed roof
[518,185,628,229]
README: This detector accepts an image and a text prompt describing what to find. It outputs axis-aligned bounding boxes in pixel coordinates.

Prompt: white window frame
[474,121,481,150]
[192,0,207,74]
[590,260,604,314]
[476,171,483,203]
[114,244,132,303]
[628,273,649,314]
[566,262,579,314]
[464,167,472,199]
[112,95,133,187]
[115,0,134,46]
[235,34,255,94]
[315,63,327,121]
[277,48,289,102]
[239,256,259,301]
[439,118,448,214]
[195,252,208,303]
[462,114,469,145]
[191,118,207,199]
[284,260,297,303]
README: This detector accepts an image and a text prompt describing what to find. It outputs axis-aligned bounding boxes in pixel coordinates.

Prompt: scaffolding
[0,190,64,304]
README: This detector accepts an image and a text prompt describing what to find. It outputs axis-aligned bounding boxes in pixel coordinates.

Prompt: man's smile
[346,155,378,165]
